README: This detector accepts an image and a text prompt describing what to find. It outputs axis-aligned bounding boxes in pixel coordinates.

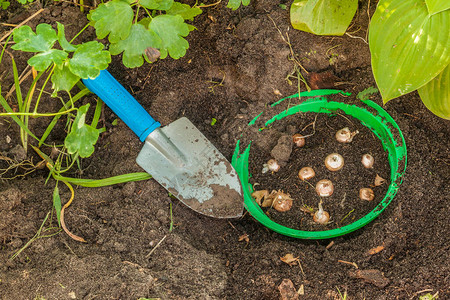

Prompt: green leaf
[418,64,450,119]
[27,49,68,71]
[149,15,189,59]
[139,0,173,10]
[357,86,379,100]
[425,0,450,15]
[290,0,358,36]
[53,185,62,227]
[12,24,57,52]
[57,22,77,52]
[88,0,134,43]
[227,0,250,10]
[110,23,162,68]
[68,41,111,79]
[1,0,10,10]
[51,62,80,94]
[65,104,100,158]
[166,2,202,21]
[369,0,450,102]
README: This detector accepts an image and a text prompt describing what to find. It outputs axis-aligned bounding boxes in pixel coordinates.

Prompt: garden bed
[1,0,449,299]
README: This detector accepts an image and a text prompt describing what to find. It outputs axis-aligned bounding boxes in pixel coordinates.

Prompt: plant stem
[33,65,55,114]
[0,108,78,117]
[70,23,90,44]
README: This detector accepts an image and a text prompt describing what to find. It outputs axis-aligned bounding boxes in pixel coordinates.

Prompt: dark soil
[1,1,449,300]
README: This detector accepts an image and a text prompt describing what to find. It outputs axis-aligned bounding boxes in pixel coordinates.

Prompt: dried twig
[146,235,167,258]
[0,9,45,43]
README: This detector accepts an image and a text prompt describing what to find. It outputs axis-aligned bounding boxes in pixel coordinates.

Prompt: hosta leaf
[167,2,202,21]
[12,24,57,52]
[57,22,77,52]
[227,0,250,10]
[369,0,450,102]
[68,41,111,79]
[109,23,162,68]
[27,49,67,71]
[425,0,450,15]
[418,64,450,119]
[139,0,173,10]
[65,104,100,158]
[51,62,80,94]
[88,0,134,43]
[149,15,189,59]
[290,0,358,35]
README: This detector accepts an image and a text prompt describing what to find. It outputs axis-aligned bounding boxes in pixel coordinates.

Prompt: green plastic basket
[232,90,407,239]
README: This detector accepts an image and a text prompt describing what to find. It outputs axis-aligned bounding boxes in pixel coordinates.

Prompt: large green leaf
[68,41,111,79]
[369,0,450,102]
[12,24,57,52]
[425,0,450,15]
[27,49,67,71]
[290,0,358,36]
[51,62,80,94]
[149,15,189,59]
[418,64,450,119]
[65,104,100,158]
[88,0,134,43]
[109,23,162,68]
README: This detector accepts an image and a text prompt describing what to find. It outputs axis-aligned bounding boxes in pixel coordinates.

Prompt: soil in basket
[248,110,391,231]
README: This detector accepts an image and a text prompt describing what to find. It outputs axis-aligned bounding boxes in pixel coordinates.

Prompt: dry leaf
[280,253,299,266]
[374,174,386,186]
[251,190,269,206]
[145,47,160,63]
[238,234,249,243]
[262,190,277,207]
[367,245,385,255]
[278,279,298,300]
[348,269,390,288]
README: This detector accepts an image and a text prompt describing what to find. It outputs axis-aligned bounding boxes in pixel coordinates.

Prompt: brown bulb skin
[359,188,375,201]
[298,167,315,181]
[292,134,305,147]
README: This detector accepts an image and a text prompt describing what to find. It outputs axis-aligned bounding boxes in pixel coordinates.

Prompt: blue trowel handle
[82,70,161,142]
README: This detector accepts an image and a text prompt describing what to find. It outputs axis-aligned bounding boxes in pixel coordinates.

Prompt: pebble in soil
[248,111,391,231]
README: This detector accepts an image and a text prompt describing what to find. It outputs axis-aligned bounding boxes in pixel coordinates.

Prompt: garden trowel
[82,70,243,218]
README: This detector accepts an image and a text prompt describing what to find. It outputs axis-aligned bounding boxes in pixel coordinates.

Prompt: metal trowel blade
[136,117,244,218]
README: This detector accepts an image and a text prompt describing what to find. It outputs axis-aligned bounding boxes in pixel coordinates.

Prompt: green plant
[290,0,450,119]
[87,0,202,68]
[1,28,149,244]
[1,0,10,9]
[419,292,439,300]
